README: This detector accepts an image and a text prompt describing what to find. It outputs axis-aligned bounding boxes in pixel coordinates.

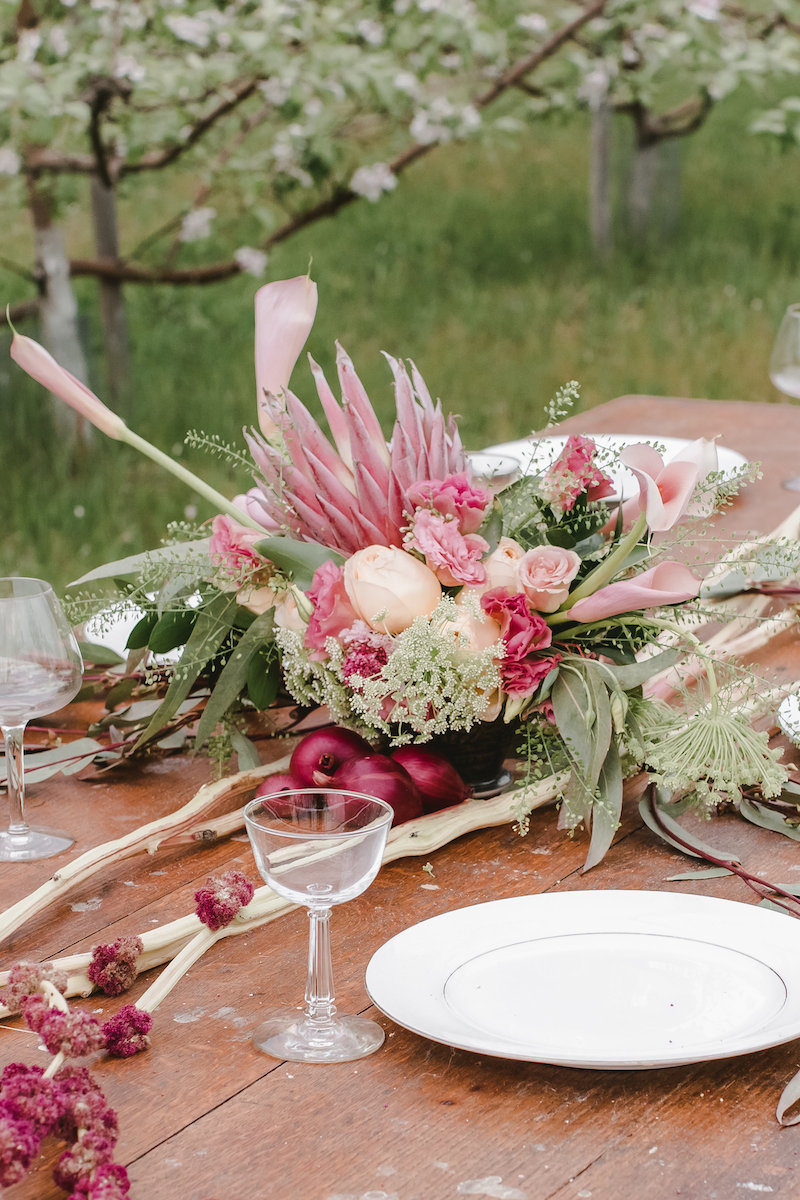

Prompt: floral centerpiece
[9,275,789,868]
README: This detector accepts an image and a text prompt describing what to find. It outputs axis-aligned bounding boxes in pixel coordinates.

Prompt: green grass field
[2,91,799,592]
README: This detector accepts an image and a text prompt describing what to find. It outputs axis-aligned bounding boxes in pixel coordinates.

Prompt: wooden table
[4,395,800,1200]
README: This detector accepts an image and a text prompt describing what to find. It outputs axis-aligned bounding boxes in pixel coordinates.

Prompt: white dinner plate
[778,692,800,747]
[365,890,800,1069]
[481,434,748,501]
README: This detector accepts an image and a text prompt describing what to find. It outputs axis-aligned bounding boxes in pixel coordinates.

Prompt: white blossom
[179,207,216,243]
[357,19,385,46]
[165,14,213,48]
[234,246,269,277]
[17,30,42,64]
[115,53,146,83]
[516,13,548,34]
[350,162,398,202]
[48,26,69,57]
[687,0,720,20]
[0,148,21,176]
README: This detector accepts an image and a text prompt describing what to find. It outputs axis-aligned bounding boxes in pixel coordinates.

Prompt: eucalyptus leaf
[1,738,103,786]
[77,640,125,666]
[552,667,594,778]
[778,1067,800,1126]
[247,648,280,710]
[601,647,681,691]
[126,612,157,650]
[665,867,735,881]
[195,609,275,746]
[230,727,262,772]
[253,536,342,590]
[738,797,800,842]
[133,593,239,749]
[69,539,212,587]
[584,663,613,798]
[148,609,198,655]
[638,792,742,864]
[583,741,623,872]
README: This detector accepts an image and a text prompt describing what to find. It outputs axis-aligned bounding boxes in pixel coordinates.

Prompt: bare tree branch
[616,93,714,149]
[65,0,610,286]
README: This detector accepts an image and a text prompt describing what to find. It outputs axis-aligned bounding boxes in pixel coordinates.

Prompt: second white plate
[365,890,800,1069]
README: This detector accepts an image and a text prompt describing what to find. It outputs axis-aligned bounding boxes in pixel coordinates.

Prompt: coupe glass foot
[252,1009,385,1063]
[0,827,74,862]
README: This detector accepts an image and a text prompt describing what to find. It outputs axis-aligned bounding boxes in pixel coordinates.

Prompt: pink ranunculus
[406,473,491,534]
[480,589,553,662]
[343,545,442,635]
[567,561,702,623]
[406,510,488,587]
[519,545,582,614]
[502,653,561,698]
[305,560,359,658]
[209,515,268,579]
[620,439,718,533]
[540,435,615,513]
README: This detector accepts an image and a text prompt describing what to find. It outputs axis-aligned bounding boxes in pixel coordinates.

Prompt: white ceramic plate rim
[778,692,800,746]
[480,433,748,501]
[365,890,800,1069]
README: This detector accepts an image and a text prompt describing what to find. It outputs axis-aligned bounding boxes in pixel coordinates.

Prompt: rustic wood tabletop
[3,394,800,1200]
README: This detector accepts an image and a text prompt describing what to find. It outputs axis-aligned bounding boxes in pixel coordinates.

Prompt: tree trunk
[90,176,132,414]
[589,88,613,261]
[625,135,682,246]
[26,176,92,446]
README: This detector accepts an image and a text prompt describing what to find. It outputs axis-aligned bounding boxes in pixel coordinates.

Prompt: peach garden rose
[343,545,442,635]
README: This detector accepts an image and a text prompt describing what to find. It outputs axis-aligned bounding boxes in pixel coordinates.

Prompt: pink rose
[343,545,442,635]
[540,435,614,513]
[620,439,718,532]
[305,560,359,658]
[406,510,488,587]
[406,473,490,534]
[567,561,702,623]
[502,653,561,698]
[480,589,553,662]
[519,545,581,613]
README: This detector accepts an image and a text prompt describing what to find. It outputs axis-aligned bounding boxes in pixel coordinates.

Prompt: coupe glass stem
[2,724,29,839]
[304,905,337,1033]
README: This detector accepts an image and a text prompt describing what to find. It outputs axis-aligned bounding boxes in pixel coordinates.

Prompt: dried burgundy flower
[0,1106,40,1187]
[52,1066,119,1144]
[87,936,143,998]
[21,995,105,1059]
[194,871,255,931]
[1,960,68,1014]
[102,1004,153,1059]
[53,1130,117,1193]
[0,1063,62,1137]
[72,1162,131,1199]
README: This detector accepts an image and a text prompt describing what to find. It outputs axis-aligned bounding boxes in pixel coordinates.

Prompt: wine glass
[769,303,800,490]
[244,788,393,1064]
[0,578,84,861]
[466,451,520,493]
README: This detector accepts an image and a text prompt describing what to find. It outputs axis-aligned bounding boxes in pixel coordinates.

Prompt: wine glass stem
[304,905,336,1026]
[2,724,30,837]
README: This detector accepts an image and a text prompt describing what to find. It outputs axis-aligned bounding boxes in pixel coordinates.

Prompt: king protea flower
[244,344,468,554]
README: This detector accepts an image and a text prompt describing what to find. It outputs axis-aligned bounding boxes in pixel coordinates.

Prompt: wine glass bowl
[244,788,393,1064]
[768,303,800,490]
[466,451,520,493]
[0,578,83,861]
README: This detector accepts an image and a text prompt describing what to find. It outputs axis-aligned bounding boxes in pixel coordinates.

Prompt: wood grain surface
[3,395,800,1200]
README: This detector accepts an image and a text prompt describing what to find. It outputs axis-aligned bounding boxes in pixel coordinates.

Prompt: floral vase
[426,719,519,798]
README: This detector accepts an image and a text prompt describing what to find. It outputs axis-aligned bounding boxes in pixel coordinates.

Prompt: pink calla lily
[567,560,702,623]
[10,330,127,439]
[620,439,718,532]
[255,274,318,436]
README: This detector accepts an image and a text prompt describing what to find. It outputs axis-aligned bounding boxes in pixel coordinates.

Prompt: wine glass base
[782,477,800,492]
[252,1009,385,1063]
[0,827,74,862]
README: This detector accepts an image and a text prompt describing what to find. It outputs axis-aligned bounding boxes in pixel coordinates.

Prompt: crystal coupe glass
[0,577,83,861]
[244,788,393,1064]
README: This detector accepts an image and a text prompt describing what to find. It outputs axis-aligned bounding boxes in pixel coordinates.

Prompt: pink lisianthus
[405,510,488,587]
[540,435,615,513]
[340,623,393,687]
[406,473,491,534]
[209,515,268,581]
[305,561,359,659]
[519,545,582,614]
[619,438,718,532]
[480,589,553,662]
[567,560,702,623]
[502,652,561,698]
